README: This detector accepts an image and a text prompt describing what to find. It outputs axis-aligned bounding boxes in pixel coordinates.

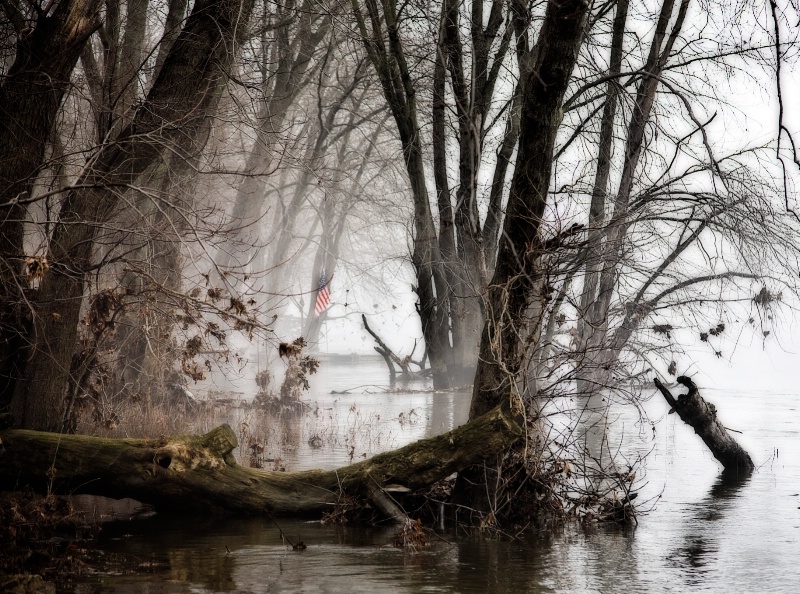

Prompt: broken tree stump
[0,403,523,517]
[654,375,754,475]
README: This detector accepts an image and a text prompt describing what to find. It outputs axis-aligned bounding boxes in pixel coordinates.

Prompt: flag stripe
[315,273,331,316]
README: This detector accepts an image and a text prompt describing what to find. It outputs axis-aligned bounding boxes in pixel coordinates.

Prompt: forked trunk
[0,0,104,408]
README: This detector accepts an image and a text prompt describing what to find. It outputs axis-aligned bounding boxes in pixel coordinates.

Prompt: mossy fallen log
[654,375,754,475]
[0,403,523,516]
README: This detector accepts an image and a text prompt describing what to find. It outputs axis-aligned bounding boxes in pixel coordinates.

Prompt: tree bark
[0,403,523,516]
[152,0,190,82]
[653,376,754,475]
[0,0,104,407]
[469,0,589,419]
[10,0,255,431]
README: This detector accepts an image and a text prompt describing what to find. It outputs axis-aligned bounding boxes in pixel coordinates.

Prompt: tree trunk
[484,82,522,276]
[0,0,103,205]
[654,376,754,475]
[581,0,690,392]
[455,0,589,513]
[10,0,256,431]
[432,7,460,381]
[484,0,535,276]
[0,0,104,408]
[469,0,589,419]
[353,0,451,389]
[575,0,628,395]
[439,0,489,386]
[301,115,387,346]
[302,201,348,345]
[152,0,190,82]
[113,143,210,407]
[0,403,523,516]
[115,0,151,132]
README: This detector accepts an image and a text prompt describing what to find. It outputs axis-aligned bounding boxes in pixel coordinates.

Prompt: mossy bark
[0,404,523,516]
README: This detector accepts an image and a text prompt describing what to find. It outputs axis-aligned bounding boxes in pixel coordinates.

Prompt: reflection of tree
[428,391,471,440]
[708,473,751,500]
[279,409,301,460]
[102,515,275,592]
[674,536,714,574]
[668,473,750,583]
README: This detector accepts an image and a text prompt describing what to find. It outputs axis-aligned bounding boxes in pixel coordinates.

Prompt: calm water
[70,358,800,592]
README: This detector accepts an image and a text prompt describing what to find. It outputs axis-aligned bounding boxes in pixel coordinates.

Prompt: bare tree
[9,0,256,430]
[351,0,537,386]
[456,0,800,514]
[467,0,589,418]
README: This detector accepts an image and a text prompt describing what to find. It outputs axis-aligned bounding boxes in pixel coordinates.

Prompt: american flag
[315,272,332,316]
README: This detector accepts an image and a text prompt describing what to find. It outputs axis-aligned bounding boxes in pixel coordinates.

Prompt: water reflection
[89,518,638,593]
[192,357,472,472]
[668,472,750,586]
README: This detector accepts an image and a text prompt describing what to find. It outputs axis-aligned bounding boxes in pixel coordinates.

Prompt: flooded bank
[34,358,800,591]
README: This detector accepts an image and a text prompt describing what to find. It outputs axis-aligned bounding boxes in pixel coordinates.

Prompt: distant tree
[215,0,333,274]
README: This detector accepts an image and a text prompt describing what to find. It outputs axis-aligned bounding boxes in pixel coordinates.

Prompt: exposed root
[451,441,643,533]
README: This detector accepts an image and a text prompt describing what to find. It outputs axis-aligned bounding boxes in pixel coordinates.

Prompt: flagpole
[299,293,304,339]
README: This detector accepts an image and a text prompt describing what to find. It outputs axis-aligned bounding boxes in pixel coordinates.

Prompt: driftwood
[0,403,523,516]
[361,314,425,382]
[654,375,754,475]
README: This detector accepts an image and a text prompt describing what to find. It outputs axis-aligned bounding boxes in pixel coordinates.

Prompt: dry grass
[75,389,424,473]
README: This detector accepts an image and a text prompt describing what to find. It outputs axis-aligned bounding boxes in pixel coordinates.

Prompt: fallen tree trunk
[0,403,523,516]
[654,375,754,475]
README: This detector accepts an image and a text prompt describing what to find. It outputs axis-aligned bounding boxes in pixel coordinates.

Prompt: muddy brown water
[64,358,799,592]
